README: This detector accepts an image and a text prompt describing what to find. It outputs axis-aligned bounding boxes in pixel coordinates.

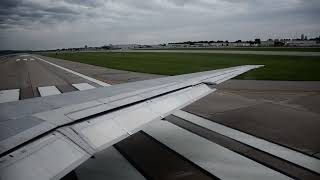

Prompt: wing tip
[252,65,265,68]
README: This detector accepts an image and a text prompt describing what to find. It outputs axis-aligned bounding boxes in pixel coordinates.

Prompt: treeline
[169,39,261,44]
[0,50,30,55]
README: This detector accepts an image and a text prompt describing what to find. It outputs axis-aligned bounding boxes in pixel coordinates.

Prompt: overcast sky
[0,0,319,50]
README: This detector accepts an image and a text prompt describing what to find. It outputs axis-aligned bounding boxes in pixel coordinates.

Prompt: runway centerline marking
[173,110,320,174]
[145,120,292,180]
[34,56,111,87]
[38,86,61,97]
[0,89,20,103]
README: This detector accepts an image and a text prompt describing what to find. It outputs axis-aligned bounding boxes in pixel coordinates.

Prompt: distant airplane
[0,65,263,180]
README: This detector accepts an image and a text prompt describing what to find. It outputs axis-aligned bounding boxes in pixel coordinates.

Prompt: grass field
[137,47,320,52]
[42,52,320,81]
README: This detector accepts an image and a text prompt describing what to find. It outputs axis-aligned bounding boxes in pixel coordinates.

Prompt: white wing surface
[0,65,263,180]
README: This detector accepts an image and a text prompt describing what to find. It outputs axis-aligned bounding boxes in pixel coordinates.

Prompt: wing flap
[69,84,213,152]
[0,132,90,180]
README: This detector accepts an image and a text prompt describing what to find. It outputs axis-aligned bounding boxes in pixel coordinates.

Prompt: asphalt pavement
[0,54,101,99]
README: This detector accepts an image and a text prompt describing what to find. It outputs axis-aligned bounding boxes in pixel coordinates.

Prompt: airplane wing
[0,65,263,180]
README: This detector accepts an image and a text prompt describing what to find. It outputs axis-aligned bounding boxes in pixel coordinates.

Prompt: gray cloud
[0,0,319,50]
[64,0,103,7]
[0,0,21,8]
[0,1,79,30]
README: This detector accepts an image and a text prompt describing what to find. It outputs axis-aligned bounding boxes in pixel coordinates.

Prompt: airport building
[229,42,251,47]
[285,40,317,47]
[167,43,190,48]
[260,39,275,47]
[111,44,140,49]
[209,42,229,47]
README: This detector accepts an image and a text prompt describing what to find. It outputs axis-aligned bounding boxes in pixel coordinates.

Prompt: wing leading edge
[0,65,263,180]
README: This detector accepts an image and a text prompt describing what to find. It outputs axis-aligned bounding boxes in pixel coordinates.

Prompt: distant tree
[254,38,261,44]
[101,45,111,50]
[274,41,284,47]
[248,41,255,45]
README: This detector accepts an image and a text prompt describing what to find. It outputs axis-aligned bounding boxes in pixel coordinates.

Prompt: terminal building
[260,39,275,47]
[285,40,318,47]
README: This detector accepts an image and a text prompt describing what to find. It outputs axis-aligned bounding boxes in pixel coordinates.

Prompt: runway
[1,54,319,180]
[0,54,102,100]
